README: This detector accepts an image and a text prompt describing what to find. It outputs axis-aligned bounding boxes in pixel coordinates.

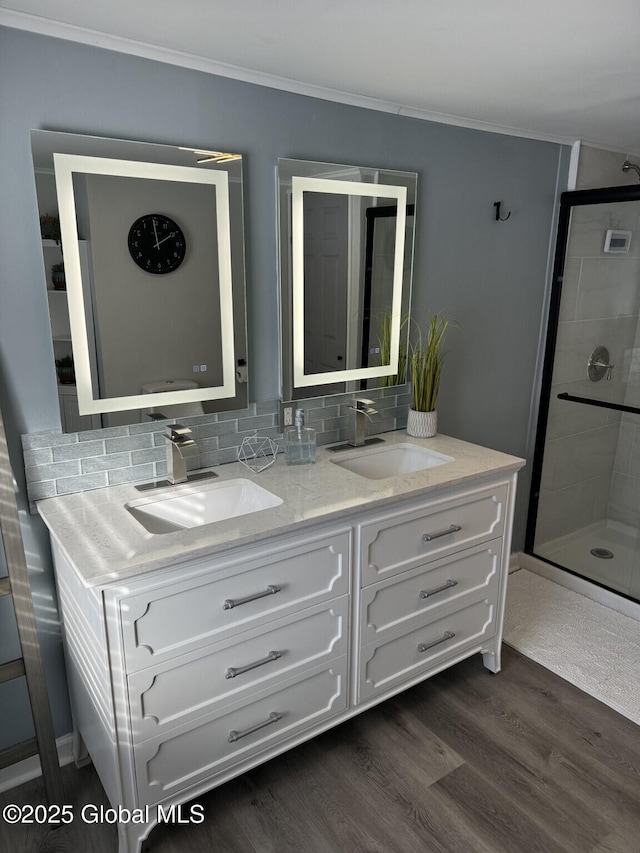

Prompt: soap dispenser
[285,409,316,465]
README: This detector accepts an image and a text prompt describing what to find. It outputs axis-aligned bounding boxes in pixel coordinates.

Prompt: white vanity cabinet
[42,456,520,853]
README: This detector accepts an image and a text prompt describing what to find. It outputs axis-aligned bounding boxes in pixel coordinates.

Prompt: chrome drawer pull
[225,650,282,679]
[422,524,462,542]
[420,579,458,599]
[223,584,281,610]
[228,711,283,743]
[417,631,455,653]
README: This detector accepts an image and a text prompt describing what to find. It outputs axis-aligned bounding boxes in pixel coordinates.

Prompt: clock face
[127,214,186,274]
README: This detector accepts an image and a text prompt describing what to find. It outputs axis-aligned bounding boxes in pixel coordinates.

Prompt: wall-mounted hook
[493,201,511,221]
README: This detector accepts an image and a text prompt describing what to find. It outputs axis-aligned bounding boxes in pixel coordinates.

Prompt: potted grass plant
[407,313,457,437]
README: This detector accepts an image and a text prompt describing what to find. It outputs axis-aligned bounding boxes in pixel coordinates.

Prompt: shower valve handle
[593,359,614,380]
[587,347,614,382]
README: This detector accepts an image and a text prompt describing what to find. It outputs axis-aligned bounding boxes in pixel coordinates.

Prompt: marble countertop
[36,431,525,588]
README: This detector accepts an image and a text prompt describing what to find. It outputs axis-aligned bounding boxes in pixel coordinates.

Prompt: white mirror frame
[54,153,236,415]
[290,175,407,389]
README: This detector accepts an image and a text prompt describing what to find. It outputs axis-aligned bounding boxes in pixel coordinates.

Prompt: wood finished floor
[2,646,639,853]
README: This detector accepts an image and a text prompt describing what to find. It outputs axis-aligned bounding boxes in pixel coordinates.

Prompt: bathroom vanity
[37,431,524,853]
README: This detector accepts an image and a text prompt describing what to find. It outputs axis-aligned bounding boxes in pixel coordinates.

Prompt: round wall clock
[127,213,186,274]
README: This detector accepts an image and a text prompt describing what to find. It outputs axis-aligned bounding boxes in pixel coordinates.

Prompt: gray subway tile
[218,432,249,450]
[53,440,106,462]
[26,480,57,502]
[22,431,77,450]
[199,447,239,468]
[322,417,348,434]
[23,447,53,467]
[197,437,220,454]
[79,425,129,440]
[196,420,238,439]
[131,447,165,466]
[236,414,277,433]
[56,472,109,495]
[371,417,396,435]
[108,464,156,486]
[218,404,256,421]
[307,404,341,423]
[82,453,131,474]
[28,460,82,482]
[316,429,340,446]
[374,395,400,412]
[106,433,154,454]
[128,421,166,435]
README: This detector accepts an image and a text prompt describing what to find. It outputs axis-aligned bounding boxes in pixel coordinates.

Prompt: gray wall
[0,25,567,746]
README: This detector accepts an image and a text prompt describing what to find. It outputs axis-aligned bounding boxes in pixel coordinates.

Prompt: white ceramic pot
[406,408,437,438]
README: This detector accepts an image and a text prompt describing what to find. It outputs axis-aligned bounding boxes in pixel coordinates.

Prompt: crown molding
[1,9,578,148]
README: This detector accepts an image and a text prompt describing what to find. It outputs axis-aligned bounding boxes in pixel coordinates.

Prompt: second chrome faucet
[328,397,385,452]
[347,398,379,447]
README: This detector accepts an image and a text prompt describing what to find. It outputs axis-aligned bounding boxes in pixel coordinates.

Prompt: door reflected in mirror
[31,130,248,431]
[278,159,417,402]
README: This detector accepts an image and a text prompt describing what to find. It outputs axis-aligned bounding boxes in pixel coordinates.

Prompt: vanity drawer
[358,597,495,702]
[360,540,501,646]
[128,596,349,743]
[121,530,350,672]
[134,657,348,807]
[359,483,507,586]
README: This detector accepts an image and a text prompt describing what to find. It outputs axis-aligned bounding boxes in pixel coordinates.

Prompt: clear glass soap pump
[285,409,316,465]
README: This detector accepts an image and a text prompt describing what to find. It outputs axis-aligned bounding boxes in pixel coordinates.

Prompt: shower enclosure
[526,182,640,604]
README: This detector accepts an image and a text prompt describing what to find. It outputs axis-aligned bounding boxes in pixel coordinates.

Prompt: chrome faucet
[346,398,379,447]
[163,424,198,484]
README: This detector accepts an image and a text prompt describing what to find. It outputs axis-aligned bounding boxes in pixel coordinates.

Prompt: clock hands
[155,231,177,248]
[151,218,176,250]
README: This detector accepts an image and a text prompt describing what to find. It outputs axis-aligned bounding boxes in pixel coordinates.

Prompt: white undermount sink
[126,478,283,534]
[330,442,454,480]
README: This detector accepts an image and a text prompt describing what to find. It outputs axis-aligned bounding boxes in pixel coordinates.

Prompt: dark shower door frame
[525,181,640,594]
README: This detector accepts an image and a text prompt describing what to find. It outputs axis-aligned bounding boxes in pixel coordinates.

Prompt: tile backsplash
[22,388,410,509]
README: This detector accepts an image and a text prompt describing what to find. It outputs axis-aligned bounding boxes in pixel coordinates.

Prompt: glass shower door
[527,187,640,603]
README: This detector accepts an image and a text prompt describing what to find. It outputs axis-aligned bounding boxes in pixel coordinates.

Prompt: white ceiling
[3,0,640,153]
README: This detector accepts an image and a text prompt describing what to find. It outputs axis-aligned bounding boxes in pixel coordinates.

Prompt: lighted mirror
[278,158,417,402]
[31,130,248,432]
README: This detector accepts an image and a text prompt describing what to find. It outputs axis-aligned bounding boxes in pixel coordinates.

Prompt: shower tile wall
[611,328,640,528]
[575,144,640,191]
[537,199,640,545]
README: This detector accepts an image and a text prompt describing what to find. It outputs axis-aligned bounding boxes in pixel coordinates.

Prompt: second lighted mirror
[278,158,417,401]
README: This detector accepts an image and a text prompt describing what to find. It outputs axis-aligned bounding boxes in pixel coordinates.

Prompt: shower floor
[535,519,639,598]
